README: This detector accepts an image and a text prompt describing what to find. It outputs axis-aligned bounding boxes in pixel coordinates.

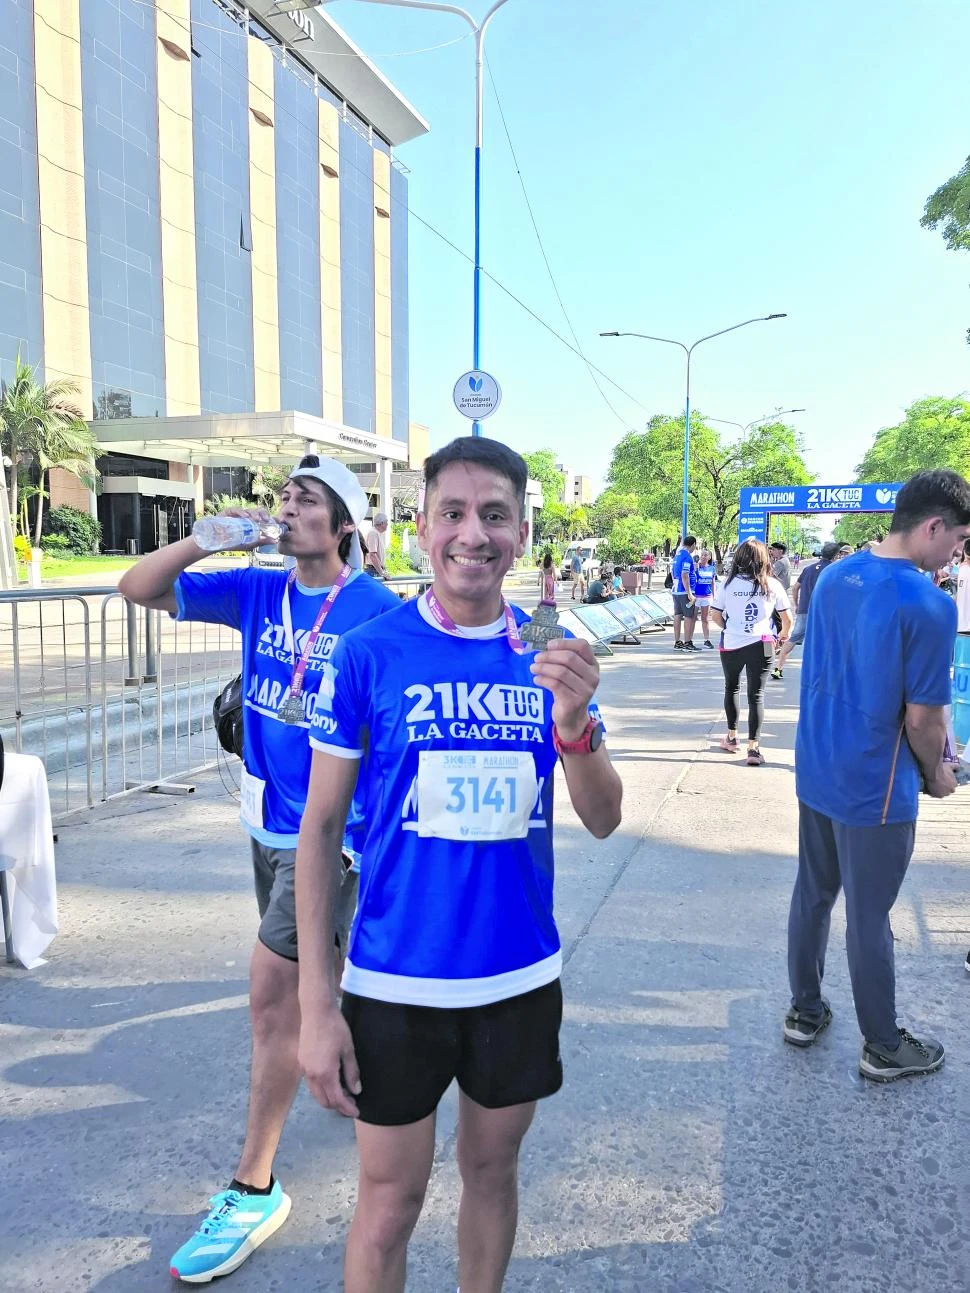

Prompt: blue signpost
[737,482,903,545]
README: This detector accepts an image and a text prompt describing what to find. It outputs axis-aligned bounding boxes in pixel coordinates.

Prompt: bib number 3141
[417,750,537,841]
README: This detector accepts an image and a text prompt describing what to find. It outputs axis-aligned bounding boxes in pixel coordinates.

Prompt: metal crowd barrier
[559,592,673,656]
[0,587,239,822]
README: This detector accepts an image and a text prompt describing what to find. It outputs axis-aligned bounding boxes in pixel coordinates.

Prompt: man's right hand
[299,1005,361,1117]
[924,762,958,798]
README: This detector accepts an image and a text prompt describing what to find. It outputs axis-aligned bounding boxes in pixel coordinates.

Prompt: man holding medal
[119,455,399,1284]
[296,436,623,1293]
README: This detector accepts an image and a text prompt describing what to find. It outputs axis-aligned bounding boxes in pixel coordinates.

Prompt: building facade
[0,0,425,551]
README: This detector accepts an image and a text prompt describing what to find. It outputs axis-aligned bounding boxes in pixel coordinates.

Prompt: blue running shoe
[170,1182,291,1283]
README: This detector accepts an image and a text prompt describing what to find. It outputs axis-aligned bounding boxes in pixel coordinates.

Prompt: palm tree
[0,357,99,544]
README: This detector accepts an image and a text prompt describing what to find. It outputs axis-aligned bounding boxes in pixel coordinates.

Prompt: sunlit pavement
[2,596,969,1292]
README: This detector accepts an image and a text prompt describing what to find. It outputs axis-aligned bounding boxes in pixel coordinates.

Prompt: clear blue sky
[328,0,970,493]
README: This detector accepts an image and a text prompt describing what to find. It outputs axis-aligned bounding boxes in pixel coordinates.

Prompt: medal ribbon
[280,564,352,702]
[423,589,527,655]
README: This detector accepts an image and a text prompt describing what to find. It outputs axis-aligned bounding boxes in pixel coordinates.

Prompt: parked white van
[560,538,605,581]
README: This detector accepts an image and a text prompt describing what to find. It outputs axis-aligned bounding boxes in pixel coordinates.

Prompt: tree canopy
[922,155,970,343]
[603,413,811,559]
[832,396,970,548]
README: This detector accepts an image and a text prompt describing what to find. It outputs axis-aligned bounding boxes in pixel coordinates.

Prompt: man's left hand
[530,637,598,740]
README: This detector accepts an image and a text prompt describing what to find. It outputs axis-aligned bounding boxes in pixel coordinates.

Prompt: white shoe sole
[174,1193,292,1284]
[859,1054,944,1082]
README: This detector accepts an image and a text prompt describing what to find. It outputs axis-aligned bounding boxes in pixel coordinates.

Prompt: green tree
[0,357,99,543]
[853,397,970,481]
[830,396,970,548]
[588,489,640,537]
[922,155,970,342]
[521,449,565,510]
[602,515,666,565]
[606,413,811,561]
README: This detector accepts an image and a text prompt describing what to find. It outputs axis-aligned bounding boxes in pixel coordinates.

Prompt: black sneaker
[704,640,715,649]
[770,667,783,680]
[673,640,684,650]
[859,1028,944,1082]
[783,999,832,1048]
[683,641,698,651]
[965,950,970,973]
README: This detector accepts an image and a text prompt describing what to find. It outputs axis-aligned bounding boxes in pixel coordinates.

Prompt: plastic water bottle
[191,516,286,552]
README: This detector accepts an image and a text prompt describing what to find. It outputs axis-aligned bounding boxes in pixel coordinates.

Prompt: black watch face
[589,721,604,753]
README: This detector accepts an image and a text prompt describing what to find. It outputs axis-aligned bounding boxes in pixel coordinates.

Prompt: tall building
[0,0,426,551]
[555,463,591,507]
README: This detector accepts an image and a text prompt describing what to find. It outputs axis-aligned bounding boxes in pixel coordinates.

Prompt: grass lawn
[16,553,139,583]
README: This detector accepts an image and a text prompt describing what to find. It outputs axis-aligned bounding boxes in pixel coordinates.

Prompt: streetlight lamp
[600,315,787,541]
[333,0,512,435]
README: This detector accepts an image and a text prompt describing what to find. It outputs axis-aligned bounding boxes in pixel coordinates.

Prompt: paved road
[2,609,969,1292]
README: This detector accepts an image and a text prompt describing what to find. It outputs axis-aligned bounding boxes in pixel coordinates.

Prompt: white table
[0,752,57,968]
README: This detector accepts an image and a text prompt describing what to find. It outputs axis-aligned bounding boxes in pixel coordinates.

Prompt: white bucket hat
[288,457,369,570]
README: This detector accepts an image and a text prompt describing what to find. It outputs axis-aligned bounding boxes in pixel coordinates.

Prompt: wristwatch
[552,718,604,757]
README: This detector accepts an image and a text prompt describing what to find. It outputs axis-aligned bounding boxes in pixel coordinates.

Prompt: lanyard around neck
[423,589,526,654]
[280,565,352,698]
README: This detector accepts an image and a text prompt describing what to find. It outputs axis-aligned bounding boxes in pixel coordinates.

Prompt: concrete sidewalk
[2,624,970,1292]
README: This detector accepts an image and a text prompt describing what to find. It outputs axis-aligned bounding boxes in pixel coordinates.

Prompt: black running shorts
[341,979,564,1126]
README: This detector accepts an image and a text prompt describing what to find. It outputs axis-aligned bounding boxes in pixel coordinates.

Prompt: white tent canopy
[91,410,408,471]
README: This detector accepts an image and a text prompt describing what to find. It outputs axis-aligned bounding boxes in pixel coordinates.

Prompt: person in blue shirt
[693,548,717,647]
[672,536,698,650]
[786,469,970,1082]
[295,436,622,1293]
[120,456,400,1284]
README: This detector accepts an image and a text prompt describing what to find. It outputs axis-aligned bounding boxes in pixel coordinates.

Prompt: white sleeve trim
[308,740,363,759]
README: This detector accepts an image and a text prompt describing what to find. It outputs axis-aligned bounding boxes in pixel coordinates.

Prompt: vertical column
[156,0,201,415]
[318,100,343,422]
[33,0,91,463]
[378,458,393,521]
[248,39,280,412]
[373,150,393,441]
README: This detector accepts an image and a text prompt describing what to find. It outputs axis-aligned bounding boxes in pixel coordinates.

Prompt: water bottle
[192,516,286,553]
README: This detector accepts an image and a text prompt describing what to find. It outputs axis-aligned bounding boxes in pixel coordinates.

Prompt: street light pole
[600,315,787,541]
[337,0,511,436]
[707,408,806,436]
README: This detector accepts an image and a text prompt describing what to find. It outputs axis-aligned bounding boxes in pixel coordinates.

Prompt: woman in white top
[957,539,970,634]
[710,538,792,766]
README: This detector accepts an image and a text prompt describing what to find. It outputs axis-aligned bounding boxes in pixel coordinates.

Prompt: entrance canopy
[91,410,409,470]
[738,482,902,544]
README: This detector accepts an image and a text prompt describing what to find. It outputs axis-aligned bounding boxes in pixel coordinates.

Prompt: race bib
[239,768,265,831]
[417,750,537,841]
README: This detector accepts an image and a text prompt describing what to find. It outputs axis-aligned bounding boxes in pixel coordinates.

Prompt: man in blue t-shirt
[119,456,399,1284]
[672,536,698,650]
[295,437,622,1292]
[785,469,970,1082]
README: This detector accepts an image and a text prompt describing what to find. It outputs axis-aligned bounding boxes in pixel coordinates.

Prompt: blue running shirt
[309,596,602,1007]
[795,552,956,826]
[672,548,696,594]
[175,567,400,847]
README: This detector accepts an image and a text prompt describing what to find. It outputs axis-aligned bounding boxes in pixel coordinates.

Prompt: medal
[521,600,565,649]
[278,691,306,724]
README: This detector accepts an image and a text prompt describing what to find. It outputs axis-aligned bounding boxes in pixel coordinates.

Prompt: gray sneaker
[784,999,832,1047]
[859,1028,944,1082]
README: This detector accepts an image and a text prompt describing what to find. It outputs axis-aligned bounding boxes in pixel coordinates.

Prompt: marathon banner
[737,482,903,542]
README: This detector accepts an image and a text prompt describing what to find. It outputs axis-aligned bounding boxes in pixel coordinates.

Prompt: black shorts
[341,979,564,1126]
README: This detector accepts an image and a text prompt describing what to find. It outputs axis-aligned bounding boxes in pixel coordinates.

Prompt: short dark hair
[889,469,970,534]
[423,437,528,516]
[292,454,355,561]
[682,535,697,549]
[770,540,787,553]
[820,541,840,561]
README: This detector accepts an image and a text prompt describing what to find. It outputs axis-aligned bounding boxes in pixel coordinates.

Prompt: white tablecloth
[0,752,57,968]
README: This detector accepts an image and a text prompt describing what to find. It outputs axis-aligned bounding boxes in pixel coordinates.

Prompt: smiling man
[119,455,400,1284]
[295,436,623,1293]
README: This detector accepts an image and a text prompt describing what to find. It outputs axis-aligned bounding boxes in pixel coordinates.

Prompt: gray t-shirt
[772,556,792,590]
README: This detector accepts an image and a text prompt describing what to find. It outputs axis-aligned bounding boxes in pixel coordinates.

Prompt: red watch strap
[553,718,596,756]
